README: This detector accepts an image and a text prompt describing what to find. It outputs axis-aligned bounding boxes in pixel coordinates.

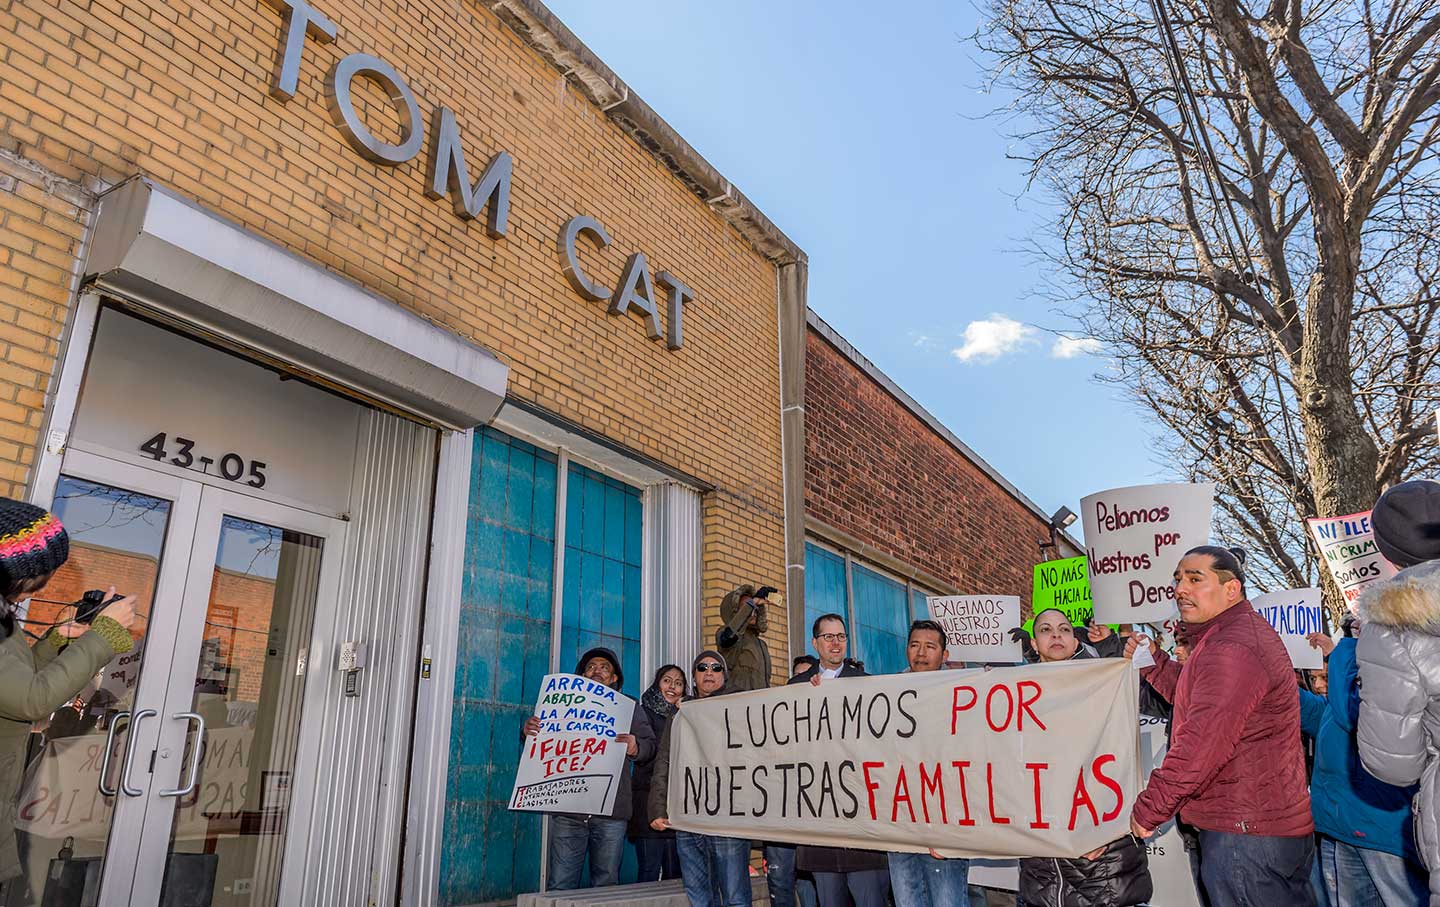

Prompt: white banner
[668,659,1140,859]
[1307,512,1398,611]
[1139,715,1204,907]
[1252,588,1326,669]
[927,596,1023,663]
[510,673,635,815]
[1081,483,1215,623]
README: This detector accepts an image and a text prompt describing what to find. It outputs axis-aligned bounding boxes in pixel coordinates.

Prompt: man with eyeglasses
[887,620,970,907]
[648,651,754,907]
[787,614,889,907]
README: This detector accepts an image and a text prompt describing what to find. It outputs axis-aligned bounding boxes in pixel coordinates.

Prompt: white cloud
[1051,336,1105,359]
[951,315,1036,363]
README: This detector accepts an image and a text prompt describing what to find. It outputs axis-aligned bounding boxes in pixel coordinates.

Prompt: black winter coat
[629,702,674,838]
[785,661,889,874]
[1018,836,1152,907]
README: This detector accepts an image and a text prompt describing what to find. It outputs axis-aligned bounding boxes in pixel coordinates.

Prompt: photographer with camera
[715,583,778,693]
[0,499,137,891]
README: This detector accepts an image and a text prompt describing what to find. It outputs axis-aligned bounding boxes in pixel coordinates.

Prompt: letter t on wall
[264,0,337,100]
[657,270,694,350]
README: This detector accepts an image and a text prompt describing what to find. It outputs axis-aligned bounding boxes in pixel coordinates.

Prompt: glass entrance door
[7,452,345,907]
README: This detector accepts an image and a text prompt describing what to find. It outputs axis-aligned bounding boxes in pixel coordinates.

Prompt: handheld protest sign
[1081,483,1215,623]
[509,672,636,815]
[927,595,1023,663]
[1032,556,1093,625]
[1307,512,1397,612]
[1252,589,1326,670]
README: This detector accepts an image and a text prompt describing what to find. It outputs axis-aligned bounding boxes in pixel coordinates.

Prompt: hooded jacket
[1299,636,1420,864]
[1018,835,1153,907]
[1133,600,1313,837]
[1356,559,1440,903]
[0,616,132,882]
[715,585,771,693]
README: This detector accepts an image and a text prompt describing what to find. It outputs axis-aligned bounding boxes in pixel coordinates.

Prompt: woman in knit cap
[0,498,138,892]
[1356,479,1440,905]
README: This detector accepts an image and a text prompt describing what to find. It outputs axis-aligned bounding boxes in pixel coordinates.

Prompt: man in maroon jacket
[1125,545,1315,906]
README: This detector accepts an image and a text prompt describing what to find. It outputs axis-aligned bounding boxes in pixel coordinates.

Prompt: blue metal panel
[853,564,909,676]
[804,542,847,655]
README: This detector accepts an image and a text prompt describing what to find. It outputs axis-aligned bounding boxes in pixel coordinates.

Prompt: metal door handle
[119,708,156,796]
[159,712,206,799]
[97,710,132,797]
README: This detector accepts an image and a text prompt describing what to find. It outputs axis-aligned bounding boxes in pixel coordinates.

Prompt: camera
[73,590,122,625]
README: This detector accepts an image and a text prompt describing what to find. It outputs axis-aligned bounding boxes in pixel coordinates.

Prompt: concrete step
[516,876,770,907]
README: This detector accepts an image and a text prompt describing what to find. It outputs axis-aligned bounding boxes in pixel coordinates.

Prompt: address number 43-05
[139,432,267,489]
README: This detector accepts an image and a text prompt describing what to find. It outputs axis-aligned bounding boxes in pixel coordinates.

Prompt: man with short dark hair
[888,620,970,907]
[788,614,888,907]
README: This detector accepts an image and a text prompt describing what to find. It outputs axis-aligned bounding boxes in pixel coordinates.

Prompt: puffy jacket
[1018,836,1152,907]
[0,616,132,882]
[785,662,889,874]
[1356,559,1440,904]
[1299,637,1421,863]
[1134,600,1312,837]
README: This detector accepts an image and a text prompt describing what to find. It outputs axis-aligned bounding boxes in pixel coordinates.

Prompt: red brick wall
[804,327,1063,613]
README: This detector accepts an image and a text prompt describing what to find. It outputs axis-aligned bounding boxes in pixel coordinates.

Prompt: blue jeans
[765,843,797,907]
[547,814,627,890]
[637,835,682,882]
[813,869,891,907]
[1196,829,1317,907]
[888,851,971,907]
[1319,836,1429,907]
[675,830,751,907]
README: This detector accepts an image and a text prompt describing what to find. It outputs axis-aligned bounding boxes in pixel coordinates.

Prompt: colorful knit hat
[0,498,69,588]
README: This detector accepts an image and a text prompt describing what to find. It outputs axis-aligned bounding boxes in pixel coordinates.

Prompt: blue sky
[543,0,1170,516]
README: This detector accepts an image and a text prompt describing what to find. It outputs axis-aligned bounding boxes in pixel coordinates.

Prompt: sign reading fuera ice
[262,0,696,349]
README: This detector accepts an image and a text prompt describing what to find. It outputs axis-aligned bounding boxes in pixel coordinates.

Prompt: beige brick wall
[0,0,788,649]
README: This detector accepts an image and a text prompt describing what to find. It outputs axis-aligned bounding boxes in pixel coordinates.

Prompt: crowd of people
[525,480,1440,907]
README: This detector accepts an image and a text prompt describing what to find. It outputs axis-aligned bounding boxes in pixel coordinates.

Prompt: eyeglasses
[694,663,724,673]
[815,632,847,643]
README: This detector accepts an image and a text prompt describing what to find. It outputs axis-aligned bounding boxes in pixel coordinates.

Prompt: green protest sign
[1025,556,1117,635]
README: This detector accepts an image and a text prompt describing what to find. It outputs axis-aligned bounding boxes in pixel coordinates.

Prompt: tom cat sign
[260,0,697,349]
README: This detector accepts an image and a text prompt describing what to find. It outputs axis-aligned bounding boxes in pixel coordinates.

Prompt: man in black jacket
[787,614,890,907]
[522,647,654,890]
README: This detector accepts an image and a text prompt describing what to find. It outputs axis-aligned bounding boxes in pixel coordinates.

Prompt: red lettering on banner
[862,761,885,821]
[1026,762,1050,829]
[891,766,916,823]
[1017,681,1046,731]
[951,685,977,734]
[1068,769,1099,831]
[950,760,975,826]
[986,763,1011,824]
[918,762,947,824]
[1093,753,1124,821]
[985,685,1015,732]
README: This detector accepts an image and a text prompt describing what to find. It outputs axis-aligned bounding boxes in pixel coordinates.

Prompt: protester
[1128,546,1315,906]
[632,664,687,883]
[523,647,654,890]
[887,619,972,907]
[715,583,774,693]
[1017,609,1153,906]
[649,651,752,907]
[1355,479,1440,905]
[790,653,817,679]
[788,614,889,907]
[1298,631,1427,906]
[0,500,138,893]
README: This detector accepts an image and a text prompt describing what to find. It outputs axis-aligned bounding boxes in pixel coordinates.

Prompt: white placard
[1252,588,1326,670]
[509,673,635,815]
[1081,483,1215,623]
[927,595,1023,663]
[1139,715,1204,907]
[1307,512,1398,612]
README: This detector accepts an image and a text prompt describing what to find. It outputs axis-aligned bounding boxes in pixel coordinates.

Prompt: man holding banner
[1127,546,1316,907]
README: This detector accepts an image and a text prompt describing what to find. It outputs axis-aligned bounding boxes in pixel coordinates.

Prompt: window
[802,540,939,676]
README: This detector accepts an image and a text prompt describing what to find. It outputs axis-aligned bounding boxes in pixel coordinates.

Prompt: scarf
[642,685,678,719]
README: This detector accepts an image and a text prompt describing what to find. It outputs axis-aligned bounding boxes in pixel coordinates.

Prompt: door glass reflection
[159,516,322,907]
[2,476,168,907]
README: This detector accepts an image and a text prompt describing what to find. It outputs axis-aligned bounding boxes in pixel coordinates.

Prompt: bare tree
[979,0,1440,617]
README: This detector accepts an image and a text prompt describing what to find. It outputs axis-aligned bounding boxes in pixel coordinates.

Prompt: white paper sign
[509,673,635,815]
[1252,589,1326,670]
[1307,511,1398,611]
[927,595,1023,663]
[1081,483,1215,623]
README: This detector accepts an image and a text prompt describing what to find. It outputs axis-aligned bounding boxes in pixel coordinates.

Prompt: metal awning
[83,177,509,430]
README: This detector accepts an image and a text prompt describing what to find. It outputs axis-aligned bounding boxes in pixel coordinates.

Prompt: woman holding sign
[1017,609,1154,907]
